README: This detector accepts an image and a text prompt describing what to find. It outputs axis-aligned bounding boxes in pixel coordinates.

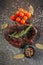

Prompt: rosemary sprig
[9,24,32,38]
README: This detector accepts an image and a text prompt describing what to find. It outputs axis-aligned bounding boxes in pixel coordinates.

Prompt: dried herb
[1,23,8,30]
[35,43,43,49]
[29,5,34,15]
[13,53,24,59]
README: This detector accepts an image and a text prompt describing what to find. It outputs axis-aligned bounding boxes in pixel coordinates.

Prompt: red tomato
[10,15,16,21]
[23,16,28,20]
[24,11,28,16]
[16,17,21,22]
[24,11,32,19]
[20,19,25,25]
[19,8,25,13]
[16,11,20,16]
[19,12,24,17]
[26,12,32,19]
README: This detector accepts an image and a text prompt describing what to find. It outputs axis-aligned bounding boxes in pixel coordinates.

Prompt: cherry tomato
[19,12,24,17]
[19,8,25,13]
[24,11,32,19]
[10,15,16,21]
[16,11,20,16]
[20,19,25,25]
[16,17,20,22]
[23,16,28,20]
[26,12,32,19]
[24,11,28,16]
[25,11,32,18]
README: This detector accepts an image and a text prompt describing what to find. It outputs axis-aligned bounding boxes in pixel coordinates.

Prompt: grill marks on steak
[4,25,37,48]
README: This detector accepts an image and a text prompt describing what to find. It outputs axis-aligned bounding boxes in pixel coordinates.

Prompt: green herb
[9,24,32,38]
[9,32,17,38]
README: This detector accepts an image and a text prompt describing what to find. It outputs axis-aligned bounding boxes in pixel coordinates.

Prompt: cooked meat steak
[4,24,37,48]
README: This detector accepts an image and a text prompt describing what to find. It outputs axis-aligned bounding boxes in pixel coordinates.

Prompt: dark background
[0,0,43,65]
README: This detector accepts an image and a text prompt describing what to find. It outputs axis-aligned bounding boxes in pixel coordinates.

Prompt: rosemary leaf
[9,24,32,38]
